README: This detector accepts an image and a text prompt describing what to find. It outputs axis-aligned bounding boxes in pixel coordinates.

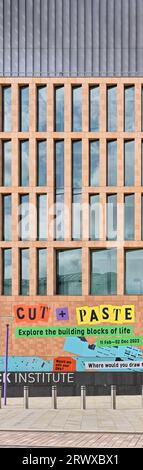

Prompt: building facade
[0,0,143,394]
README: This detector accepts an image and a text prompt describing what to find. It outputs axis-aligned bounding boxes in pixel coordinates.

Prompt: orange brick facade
[0,77,143,373]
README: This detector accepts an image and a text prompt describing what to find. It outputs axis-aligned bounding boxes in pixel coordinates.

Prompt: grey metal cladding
[0,0,143,77]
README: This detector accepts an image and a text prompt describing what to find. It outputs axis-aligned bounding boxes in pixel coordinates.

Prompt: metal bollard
[111,385,116,410]
[52,385,57,409]
[0,386,2,409]
[24,386,29,409]
[81,385,86,410]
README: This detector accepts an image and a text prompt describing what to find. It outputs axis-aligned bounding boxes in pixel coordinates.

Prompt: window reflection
[56,249,82,295]
[90,140,99,186]
[37,86,47,132]
[124,194,135,240]
[107,86,117,132]
[20,140,29,186]
[37,249,47,295]
[2,140,11,186]
[55,86,64,131]
[107,140,117,186]
[20,248,29,295]
[2,249,12,295]
[124,86,135,132]
[37,194,47,240]
[20,86,29,132]
[89,194,99,240]
[125,249,143,294]
[72,86,82,132]
[89,86,99,132]
[91,249,117,295]
[124,140,135,186]
[2,86,11,132]
[2,195,11,241]
[37,140,47,186]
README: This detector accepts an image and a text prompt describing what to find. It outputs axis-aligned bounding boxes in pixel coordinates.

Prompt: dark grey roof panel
[1,0,143,77]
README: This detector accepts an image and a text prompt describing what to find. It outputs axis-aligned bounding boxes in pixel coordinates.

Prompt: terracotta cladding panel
[0,77,143,360]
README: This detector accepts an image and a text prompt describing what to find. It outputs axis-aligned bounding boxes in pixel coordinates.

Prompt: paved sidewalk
[0,396,143,433]
[0,431,142,448]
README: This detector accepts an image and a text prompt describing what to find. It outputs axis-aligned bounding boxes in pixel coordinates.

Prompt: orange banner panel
[14,305,51,323]
[53,357,76,372]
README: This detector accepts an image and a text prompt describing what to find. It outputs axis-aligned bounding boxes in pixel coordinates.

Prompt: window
[142,88,143,131]
[107,86,117,132]
[55,141,64,240]
[72,86,82,131]
[37,249,47,295]
[107,140,117,186]
[55,86,64,131]
[72,140,82,240]
[37,140,47,186]
[20,140,29,186]
[89,86,99,132]
[142,141,143,186]
[89,140,99,186]
[20,86,29,132]
[56,249,82,295]
[20,248,29,295]
[2,249,12,295]
[124,194,135,240]
[2,141,11,186]
[2,195,11,241]
[124,85,135,132]
[37,86,47,132]
[89,195,99,240]
[2,86,11,131]
[124,140,135,186]
[37,194,47,240]
[125,249,143,294]
[142,195,143,240]
[91,249,117,295]
[107,194,117,240]
[19,195,29,241]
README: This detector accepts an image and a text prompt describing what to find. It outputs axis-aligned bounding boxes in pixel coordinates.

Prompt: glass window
[125,249,143,294]
[89,140,99,186]
[56,248,82,295]
[37,249,47,295]
[124,85,135,132]
[55,86,64,132]
[55,141,64,240]
[19,195,29,241]
[2,86,11,132]
[124,140,135,186]
[72,86,82,132]
[20,86,29,132]
[37,194,47,240]
[2,195,11,241]
[72,140,82,240]
[20,249,29,295]
[91,248,117,295]
[37,140,47,186]
[20,140,29,186]
[107,86,117,132]
[37,86,47,132]
[2,141,11,186]
[142,88,143,131]
[2,249,12,295]
[89,194,99,240]
[107,140,117,186]
[89,86,99,132]
[107,194,117,241]
[142,141,143,186]
[124,194,135,240]
[142,195,143,240]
